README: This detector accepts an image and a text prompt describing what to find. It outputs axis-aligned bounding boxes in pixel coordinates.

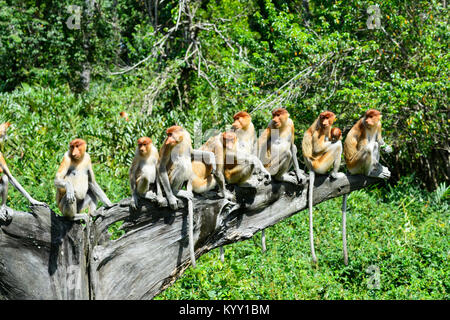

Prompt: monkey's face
[222,132,237,151]
[165,131,183,146]
[232,113,251,131]
[365,113,381,128]
[70,140,86,161]
[137,137,152,156]
[120,111,129,121]
[319,112,335,128]
[272,112,289,128]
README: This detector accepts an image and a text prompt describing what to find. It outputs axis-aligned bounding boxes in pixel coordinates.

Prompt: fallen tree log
[0,173,383,300]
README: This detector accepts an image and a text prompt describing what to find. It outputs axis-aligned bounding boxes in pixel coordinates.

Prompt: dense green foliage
[0,0,448,300]
[1,0,448,188]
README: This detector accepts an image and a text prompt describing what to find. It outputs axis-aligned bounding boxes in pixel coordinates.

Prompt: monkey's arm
[312,134,332,155]
[54,155,77,203]
[376,125,392,153]
[88,166,113,207]
[257,128,270,160]
[157,149,179,209]
[191,149,216,173]
[129,157,140,209]
[291,144,306,183]
[344,133,368,167]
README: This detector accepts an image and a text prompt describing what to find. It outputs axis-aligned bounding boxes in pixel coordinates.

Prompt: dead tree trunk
[0,174,383,300]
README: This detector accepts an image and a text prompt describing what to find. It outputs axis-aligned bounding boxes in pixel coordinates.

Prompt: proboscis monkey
[129,137,165,210]
[340,109,392,265]
[344,109,392,177]
[158,125,216,268]
[0,122,46,222]
[54,139,113,226]
[302,111,345,264]
[218,130,273,260]
[219,111,271,260]
[0,122,11,142]
[258,108,306,184]
[231,111,257,156]
[257,108,307,252]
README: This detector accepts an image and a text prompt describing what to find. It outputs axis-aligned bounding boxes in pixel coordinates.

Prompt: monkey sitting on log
[0,122,46,222]
[129,137,165,210]
[258,108,306,184]
[217,111,271,260]
[302,111,345,264]
[158,125,216,268]
[54,139,113,223]
[339,109,392,265]
[257,108,306,252]
[344,109,392,178]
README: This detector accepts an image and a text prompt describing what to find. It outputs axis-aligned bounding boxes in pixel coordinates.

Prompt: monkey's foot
[0,206,13,223]
[156,196,168,207]
[330,172,346,180]
[368,164,391,179]
[176,190,194,201]
[382,144,393,153]
[143,191,158,201]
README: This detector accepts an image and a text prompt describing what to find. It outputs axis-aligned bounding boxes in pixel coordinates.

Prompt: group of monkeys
[0,108,391,266]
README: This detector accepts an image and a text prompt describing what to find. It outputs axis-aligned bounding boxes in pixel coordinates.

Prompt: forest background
[0,0,448,299]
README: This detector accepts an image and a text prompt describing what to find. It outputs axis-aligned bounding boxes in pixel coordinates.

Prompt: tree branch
[0,172,384,300]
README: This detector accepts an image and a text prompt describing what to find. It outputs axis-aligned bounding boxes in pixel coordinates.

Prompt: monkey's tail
[308,171,318,264]
[261,229,266,253]
[188,198,196,268]
[342,193,349,265]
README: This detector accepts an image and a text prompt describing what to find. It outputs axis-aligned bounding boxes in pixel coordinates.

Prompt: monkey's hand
[295,170,307,185]
[66,186,76,203]
[167,194,179,210]
[131,192,139,210]
[176,190,194,201]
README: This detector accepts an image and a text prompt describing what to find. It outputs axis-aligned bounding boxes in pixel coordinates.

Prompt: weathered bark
[0,173,383,300]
